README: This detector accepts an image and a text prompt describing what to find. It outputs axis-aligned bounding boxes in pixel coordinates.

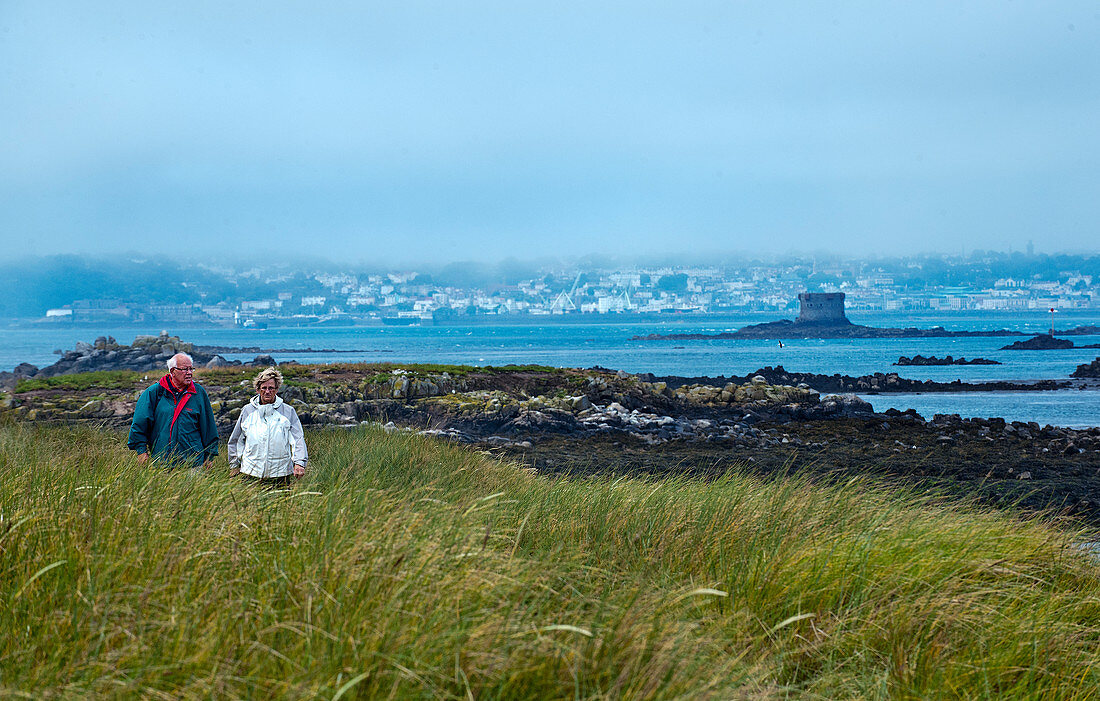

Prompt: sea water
[3,310,1098,427]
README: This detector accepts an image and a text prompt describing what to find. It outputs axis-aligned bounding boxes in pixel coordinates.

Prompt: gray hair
[166,353,194,370]
[252,366,283,392]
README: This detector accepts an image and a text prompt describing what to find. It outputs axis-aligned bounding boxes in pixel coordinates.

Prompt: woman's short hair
[252,366,283,392]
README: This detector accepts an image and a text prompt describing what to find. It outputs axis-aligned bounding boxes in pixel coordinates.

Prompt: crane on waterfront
[550,272,583,314]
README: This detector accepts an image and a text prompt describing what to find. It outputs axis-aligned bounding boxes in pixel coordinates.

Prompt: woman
[228,367,308,486]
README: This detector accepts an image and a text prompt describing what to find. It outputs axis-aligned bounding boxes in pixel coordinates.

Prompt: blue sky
[1,2,1097,265]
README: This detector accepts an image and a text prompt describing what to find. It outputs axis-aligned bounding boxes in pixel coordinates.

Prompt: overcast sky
[1,2,1097,265]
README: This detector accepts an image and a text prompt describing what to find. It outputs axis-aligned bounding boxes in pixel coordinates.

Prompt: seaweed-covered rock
[674,378,818,407]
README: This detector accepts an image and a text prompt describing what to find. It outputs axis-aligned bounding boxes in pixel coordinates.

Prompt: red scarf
[159,375,195,443]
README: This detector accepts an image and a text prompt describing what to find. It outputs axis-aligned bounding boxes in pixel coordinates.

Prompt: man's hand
[293,464,306,478]
[137,452,150,464]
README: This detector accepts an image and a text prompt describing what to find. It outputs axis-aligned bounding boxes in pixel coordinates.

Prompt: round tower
[797,292,849,325]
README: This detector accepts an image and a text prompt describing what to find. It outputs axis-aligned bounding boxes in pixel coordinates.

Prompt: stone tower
[797,292,850,325]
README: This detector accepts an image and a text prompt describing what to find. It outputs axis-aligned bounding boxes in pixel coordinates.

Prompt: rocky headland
[3,336,1100,524]
[894,355,1001,366]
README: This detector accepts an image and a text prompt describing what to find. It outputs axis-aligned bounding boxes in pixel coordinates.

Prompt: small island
[634,293,1028,340]
[1000,334,1100,351]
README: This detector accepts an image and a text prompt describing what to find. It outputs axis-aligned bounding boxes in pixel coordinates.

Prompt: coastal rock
[895,355,1001,366]
[1071,358,1100,379]
[649,366,1070,395]
[674,379,817,408]
[635,320,1025,341]
[12,363,38,378]
[1000,334,1076,351]
[819,394,874,416]
[29,334,216,378]
[1060,325,1100,336]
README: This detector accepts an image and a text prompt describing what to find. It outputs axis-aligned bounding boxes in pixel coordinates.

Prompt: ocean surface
[4,310,1098,428]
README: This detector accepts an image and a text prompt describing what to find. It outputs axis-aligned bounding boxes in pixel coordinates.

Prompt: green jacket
[127,375,219,467]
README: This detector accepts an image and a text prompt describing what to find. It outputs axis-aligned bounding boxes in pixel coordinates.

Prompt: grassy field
[2,423,1100,699]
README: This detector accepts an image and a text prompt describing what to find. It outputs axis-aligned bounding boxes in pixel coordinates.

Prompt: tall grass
[2,423,1099,698]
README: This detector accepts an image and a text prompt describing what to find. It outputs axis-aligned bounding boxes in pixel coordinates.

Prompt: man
[127,352,219,468]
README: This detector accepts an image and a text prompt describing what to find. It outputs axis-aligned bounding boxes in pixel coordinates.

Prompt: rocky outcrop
[634,321,1028,340]
[501,412,1100,524]
[637,324,1100,342]
[31,333,212,378]
[1000,334,1077,351]
[642,366,1070,395]
[671,375,819,407]
[634,323,1027,341]
[2,361,833,445]
[1060,325,1100,336]
[895,355,1001,366]
[24,334,291,378]
[1072,358,1100,379]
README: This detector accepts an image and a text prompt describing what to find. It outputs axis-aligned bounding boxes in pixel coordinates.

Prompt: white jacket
[228,396,308,478]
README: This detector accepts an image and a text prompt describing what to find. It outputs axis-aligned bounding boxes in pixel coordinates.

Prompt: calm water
[4,310,1098,427]
[860,391,1098,429]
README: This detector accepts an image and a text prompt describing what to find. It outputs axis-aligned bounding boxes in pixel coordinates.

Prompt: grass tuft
[2,423,1100,698]
[14,370,144,393]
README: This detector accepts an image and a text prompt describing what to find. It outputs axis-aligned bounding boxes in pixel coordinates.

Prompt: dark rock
[895,355,1001,366]
[1071,358,1100,379]
[23,335,216,377]
[205,355,234,368]
[649,366,1069,395]
[1000,334,1076,351]
[1060,325,1100,336]
[12,363,38,378]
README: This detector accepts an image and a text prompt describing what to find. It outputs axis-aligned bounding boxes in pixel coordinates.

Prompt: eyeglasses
[259,386,278,392]
[173,367,194,373]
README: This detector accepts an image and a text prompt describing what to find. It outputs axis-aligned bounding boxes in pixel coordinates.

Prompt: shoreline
[2,333,1098,435]
[4,358,1100,524]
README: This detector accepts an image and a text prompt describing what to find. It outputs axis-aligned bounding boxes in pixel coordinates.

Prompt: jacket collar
[251,395,283,411]
[159,374,194,395]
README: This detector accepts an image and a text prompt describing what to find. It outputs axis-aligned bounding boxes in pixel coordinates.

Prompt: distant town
[16,249,1100,327]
